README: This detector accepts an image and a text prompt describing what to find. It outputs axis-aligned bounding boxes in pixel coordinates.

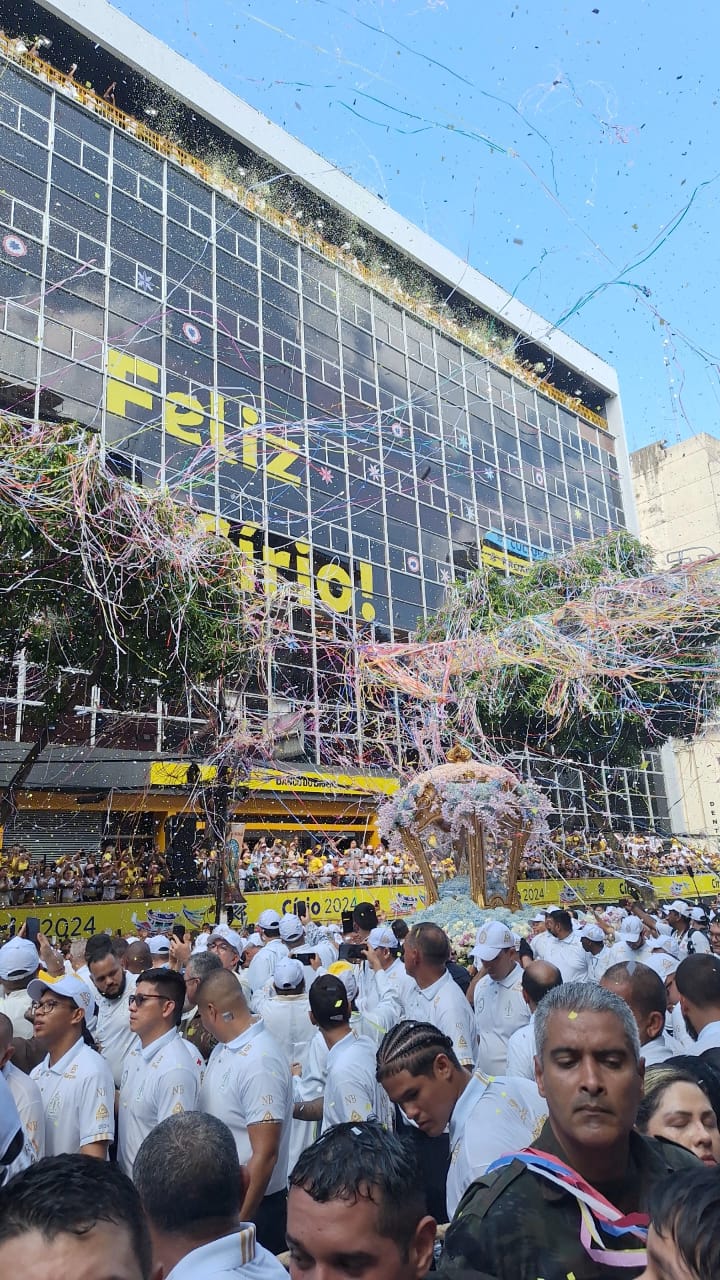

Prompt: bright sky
[114,0,720,453]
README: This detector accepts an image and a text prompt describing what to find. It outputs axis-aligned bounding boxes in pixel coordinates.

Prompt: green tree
[418,531,719,764]
[0,416,255,822]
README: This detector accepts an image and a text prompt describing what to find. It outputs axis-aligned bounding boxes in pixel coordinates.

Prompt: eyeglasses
[31,1000,62,1013]
[128,993,166,1007]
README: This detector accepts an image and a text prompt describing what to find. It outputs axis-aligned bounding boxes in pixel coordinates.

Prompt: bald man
[0,1013,44,1160]
[196,969,293,1254]
[505,960,563,1080]
[123,941,152,975]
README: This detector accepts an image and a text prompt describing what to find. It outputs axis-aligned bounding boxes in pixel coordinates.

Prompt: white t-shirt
[31,1038,115,1156]
[0,988,34,1039]
[382,957,416,1013]
[506,1015,537,1081]
[353,970,403,1044]
[247,940,287,997]
[473,965,530,1075]
[253,991,314,1066]
[641,1032,675,1066]
[404,971,476,1067]
[94,972,138,1087]
[2,1059,44,1159]
[290,1029,328,1174]
[606,941,655,968]
[200,1020,292,1196]
[585,947,613,982]
[165,1224,287,1280]
[536,934,589,983]
[118,1028,202,1176]
[322,1030,393,1132]
[446,1071,547,1217]
[676,929,711,956]
[695,1020,720,1052]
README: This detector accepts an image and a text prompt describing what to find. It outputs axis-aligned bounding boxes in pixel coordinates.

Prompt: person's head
[579,923,605,956]
[128,970,185,1046]
[0,1012,15,1069]
[709,920,720,957]
[111,936,129,962]
[68,940,86,970]
[308,974,351,1032]
[0,936,39,991]
[0,1154,156,1280]
[471,921,517,980]
[256,909,281,943]
[391,920,409,948]
[27,976,94,1054]
[521,960,563,1012]
[183,950,223,1011]
[146,937,171,968]
[546,910,572,939]
[287,1122,436,1280]
[207,927,244,972]
[195,968,251,1042]
[124,941,152,975]
[134,1113,246,1269]
[601,962,667,1048]
[376,1021,464,1136]
[352,903,379,941]
[675,954,720,1039]
[88,940,127,1001]
[403,924,449,980]
[667,902,691,933]
[533,981,643,1166]
[367,927,400,970]
[637,1065,720,1166]
[273,957,306,995]
[641,1168,720,1280]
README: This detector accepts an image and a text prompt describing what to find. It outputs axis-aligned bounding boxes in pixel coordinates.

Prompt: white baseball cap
[579,923,604,943]
[257,909,281,932]
[147,935,171,956]
[274,957,305,991]
[530,912,547,923]
[618,917,643,941]
[690,906,708,923]
[646,953,679,981]
[27,975,96,1019]
[209,925,245,954]
[667,900,691,917]
[279,914,304,943]
[0,937,40,981]
[368,926,398,950]
[648,934,680,958]
[246,932,263,948]
[326,961,358,1003]
[471,921,516,963]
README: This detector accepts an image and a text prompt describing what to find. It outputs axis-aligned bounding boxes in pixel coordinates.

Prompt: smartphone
[339,942,367,962]
[295,900,307,920]
[341,910,355,935]
[172,924,186,941]
[25,916,41,944]
[298,952,317,966]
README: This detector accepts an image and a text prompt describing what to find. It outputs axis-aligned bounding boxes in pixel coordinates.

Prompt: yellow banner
[229,884,428,927]
[149,762,398,796]
[517,872,720,907]
[0,896,216,941]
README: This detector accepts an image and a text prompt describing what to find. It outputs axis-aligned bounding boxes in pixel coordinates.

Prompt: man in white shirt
[0,1012,44,1160]
[308,973,393,1132]
[363,925,415,1012]
[254,957,315,1066]
[86,936,138,1088]
[118,968,202,1178]
[196,968,292,1255]
[403,924,475,1067]
[29,975,114,1158]
[600,961,674,1065]
[675,953,720,1058]
[246,911,287,998]
[506,961,563,1080]
[147,936,172,967]
[533,910,588,983]
[578,922,613,981]
[377,1018,546,1218]
[0,936,40,1040]
[666,900,711,956]
[134,1111,286,1280]
[606,916,655,966]
[470,922,529,1075]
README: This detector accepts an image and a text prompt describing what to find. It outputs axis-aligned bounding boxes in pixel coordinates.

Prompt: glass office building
[0,0,637,785]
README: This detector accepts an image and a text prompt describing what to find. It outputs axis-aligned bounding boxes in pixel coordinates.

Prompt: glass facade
[0,60,628,770]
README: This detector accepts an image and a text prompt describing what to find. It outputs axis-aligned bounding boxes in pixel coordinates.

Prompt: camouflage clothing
[437,1121,699,1280]
[182,1009,216,1062]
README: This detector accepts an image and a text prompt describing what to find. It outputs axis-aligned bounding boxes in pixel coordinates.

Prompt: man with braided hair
[376,1020,546,1218]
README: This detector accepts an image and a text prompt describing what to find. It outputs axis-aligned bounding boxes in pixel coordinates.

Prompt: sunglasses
[128,993,166,1007]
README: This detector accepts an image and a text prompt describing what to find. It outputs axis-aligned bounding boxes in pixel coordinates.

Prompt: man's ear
[409,1215,437,1279]
[534,1055,546,1100]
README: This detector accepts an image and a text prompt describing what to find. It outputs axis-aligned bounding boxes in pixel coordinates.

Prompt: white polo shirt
[538,934,589,983]
[200,1020,292,1196]
[0,988,34,1039]
[383,957,416,1013]
[446,1070,547,1218]
[473,965,529,1075]
[166,1224,287,1280]
[641,1032,674,1065]
[118,1028,202,1177]
[404,971,476,1067]
[31,1038,114,1156]
[253,991,315,1066]
[289,1029,328,1174]
[247,939,288,998]
[506,1015,537,1081]
[94,972,138,1087]
[322,1029,393,1132]
[585,946,613,982]
[695,1020,720,1052]
[676,929,711,956]
[606,940,655,968]
[353,971,403,1044]
[3,1059,45,1159]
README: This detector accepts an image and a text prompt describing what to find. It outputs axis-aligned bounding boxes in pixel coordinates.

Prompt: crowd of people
[2,826,719,907]
[1,892,720,1276]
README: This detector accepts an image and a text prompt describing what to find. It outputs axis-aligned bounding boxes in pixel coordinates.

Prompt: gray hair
[185,950,223,981]
[134,1112,241,1233]
[534,981,641,1065]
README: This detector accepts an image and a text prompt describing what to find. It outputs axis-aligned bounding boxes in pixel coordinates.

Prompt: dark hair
[353,902,378,932]
[309,975,350,1029]
[646,1168,720,1278]
[548,910,572,932]
[406,923,450,966]
[666,1055,720,1124]
[521,962,563,1007]
[391,919,409,942]
[637,1065,716,1133]
[290,1122,427,1257]
[675,955,720,1008]
[603,961,667,1018]
[111,937,129,960]
[0,1155,151,1277]
[136,968,185,1028]
[376,1020,460,1082]
[134,1113,242,1235]
[86,937,115,969]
